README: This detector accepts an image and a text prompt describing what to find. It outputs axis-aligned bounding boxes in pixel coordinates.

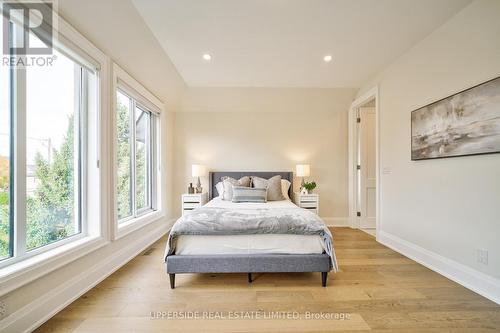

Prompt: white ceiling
[132,0,471,88]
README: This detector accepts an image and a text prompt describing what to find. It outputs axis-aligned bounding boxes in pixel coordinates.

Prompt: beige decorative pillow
[252,175,285,201]
[221,176,251,201]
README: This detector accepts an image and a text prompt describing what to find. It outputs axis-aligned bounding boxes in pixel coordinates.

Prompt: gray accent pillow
[232,186,267,203]
[252,175,285,201]
[221,176,251,201]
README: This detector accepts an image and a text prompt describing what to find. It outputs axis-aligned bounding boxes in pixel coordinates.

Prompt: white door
[358,107,376,229]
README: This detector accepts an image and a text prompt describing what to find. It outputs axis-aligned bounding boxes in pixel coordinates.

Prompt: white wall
[357,0,500,299]
[174,87,357,221]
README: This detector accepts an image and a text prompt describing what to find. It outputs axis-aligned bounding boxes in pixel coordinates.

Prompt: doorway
[348,87,379,238]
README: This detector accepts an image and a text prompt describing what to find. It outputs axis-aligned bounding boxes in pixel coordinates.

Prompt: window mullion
[130,99,136,217]
[149,114,155,211]
[12,24,27,257]
[146,114,151,209]
[75,66,86,236]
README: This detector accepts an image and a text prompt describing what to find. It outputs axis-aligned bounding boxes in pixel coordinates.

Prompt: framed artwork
[411,76,500,160]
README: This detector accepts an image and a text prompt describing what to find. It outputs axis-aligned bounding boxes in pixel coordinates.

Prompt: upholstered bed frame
[209,171,294,201]
[165,171,331,288]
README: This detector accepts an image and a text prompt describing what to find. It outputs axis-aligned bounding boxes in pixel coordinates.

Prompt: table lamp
[296,164,310,188]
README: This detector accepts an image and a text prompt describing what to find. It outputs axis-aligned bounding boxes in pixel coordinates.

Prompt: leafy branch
[303,181,317,191]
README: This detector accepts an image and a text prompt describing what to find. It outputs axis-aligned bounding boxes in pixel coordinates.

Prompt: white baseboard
[378,230,500,305]
[0,219,175,333]
[322,217,350,227]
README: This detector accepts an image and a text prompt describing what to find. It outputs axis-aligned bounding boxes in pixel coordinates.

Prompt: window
[0,18,98,266]
[25,46,84,250]
[115,88,158,224]
[116,91,132,220]
[135,106,152,212]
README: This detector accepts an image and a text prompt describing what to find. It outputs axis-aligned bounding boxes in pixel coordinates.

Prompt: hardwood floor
[35,228,500,332]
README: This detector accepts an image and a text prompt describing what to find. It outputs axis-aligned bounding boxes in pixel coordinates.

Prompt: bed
[164,171,337,288]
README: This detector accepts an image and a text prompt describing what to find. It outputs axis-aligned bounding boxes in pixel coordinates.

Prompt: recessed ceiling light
[203,53,212,61]
[323,55,333,63]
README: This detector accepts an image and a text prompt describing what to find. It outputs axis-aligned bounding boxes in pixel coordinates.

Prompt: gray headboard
[209,171,293,200]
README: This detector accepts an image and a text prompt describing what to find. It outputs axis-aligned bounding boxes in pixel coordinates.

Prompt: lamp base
[195,176,203,193]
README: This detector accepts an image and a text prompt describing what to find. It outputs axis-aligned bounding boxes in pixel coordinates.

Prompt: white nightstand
[181,193,208,216]
[293,192,319,215]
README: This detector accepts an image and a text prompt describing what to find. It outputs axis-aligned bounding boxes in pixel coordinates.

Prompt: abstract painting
[411,76,500,160]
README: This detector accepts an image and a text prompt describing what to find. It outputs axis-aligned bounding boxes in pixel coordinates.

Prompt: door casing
[348,86,380,238]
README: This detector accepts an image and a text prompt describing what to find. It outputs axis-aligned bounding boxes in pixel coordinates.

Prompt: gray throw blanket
[165,206,338,271]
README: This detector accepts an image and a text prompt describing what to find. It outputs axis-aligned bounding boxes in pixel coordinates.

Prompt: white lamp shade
[192,165,206,177]
[296,164,310,177]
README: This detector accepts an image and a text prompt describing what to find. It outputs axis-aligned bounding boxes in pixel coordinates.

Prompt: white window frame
[112,64,164,240]
[3,44,87,267]
[0,9,110,296]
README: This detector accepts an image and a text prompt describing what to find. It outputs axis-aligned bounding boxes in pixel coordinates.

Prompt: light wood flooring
[35,228,500,332]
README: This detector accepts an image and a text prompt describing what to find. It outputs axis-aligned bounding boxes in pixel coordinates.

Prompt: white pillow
[281,179,291,200]
[215,182,224,197]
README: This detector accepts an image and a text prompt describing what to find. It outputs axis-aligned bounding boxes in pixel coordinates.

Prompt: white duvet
[175,197,325,255]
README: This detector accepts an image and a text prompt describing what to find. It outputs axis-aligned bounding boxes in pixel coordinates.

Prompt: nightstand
[293,192,319,215]
[181,193,208,216]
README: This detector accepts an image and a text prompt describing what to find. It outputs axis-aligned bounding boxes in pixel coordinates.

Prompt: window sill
[115,210,165,240]
[0,235,108,297]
